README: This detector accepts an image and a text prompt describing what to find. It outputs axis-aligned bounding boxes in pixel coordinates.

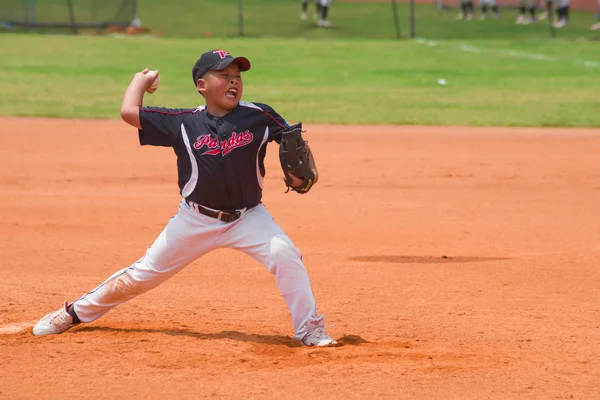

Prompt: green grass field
[0,0,599,127]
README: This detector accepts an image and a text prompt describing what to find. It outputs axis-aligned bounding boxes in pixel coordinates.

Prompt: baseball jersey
[138,101,289,211]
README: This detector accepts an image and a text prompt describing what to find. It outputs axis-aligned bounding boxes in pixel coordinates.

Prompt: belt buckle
[217,211,225,221]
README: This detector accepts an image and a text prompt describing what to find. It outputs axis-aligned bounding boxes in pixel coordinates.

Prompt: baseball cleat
[302,327,337,347]
[32,301,80,336]
[552,18,567,28]
[300,12,308,20]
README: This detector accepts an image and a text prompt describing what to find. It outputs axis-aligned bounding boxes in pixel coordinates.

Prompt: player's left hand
[279,122,317,194]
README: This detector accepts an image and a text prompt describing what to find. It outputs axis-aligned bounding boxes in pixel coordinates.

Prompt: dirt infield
[1,118,599,399]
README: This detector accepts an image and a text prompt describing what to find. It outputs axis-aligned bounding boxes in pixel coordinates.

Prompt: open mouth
[226,88,238,99]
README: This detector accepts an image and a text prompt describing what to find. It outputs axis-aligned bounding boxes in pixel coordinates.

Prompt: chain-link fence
[1,0,598,40]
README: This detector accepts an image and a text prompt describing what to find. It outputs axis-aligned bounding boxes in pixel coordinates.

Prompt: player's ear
[196,78,207,94]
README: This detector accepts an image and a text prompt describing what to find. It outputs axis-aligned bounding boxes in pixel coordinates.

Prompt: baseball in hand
[146,70,160,94]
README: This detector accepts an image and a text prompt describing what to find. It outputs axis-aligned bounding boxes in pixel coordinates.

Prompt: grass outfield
[0,34,599,126]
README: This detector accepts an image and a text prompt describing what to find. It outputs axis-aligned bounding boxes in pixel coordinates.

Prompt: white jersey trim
[239,100,262,111]
[180,124,198,198]
[256,126,269,189]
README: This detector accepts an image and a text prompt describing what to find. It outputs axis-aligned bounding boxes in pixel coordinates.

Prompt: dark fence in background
[1,0,598,40]
[0,0,137,33]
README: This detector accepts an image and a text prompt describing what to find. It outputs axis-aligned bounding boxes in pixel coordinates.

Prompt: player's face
[200,63,243,116]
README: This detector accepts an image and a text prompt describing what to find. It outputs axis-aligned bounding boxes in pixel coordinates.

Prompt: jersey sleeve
[138,106,195,147]
[252,102,289,144]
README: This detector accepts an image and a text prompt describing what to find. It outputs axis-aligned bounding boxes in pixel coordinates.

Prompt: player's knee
[267,236,303,274]
[121,269,164,295]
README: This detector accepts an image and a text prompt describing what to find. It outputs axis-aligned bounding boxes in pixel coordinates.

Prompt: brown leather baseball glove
[279,122,316,194]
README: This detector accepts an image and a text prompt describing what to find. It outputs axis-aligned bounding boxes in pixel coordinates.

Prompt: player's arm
[121,69,159,129]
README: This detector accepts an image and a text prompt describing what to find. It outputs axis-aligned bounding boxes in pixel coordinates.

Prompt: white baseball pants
[71,200,323,341]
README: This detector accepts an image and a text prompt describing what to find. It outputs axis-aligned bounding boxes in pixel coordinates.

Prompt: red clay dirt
[0,118,599,399]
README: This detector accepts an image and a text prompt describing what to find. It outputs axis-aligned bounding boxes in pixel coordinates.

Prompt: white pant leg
[73,200,222,322]
[221,204,321,341]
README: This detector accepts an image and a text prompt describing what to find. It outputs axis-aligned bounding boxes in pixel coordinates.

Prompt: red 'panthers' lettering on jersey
[193,130,254,156]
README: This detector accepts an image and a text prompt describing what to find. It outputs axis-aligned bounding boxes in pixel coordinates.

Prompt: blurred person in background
[479,0,500,20]
[552,0,569,27]
[457,0,475,20]
[300,0,332,27]
[318,0,332,27]
[516,0,539,24]
[300,0,321,20]
[591,0,600,30]
[538,0,553,20]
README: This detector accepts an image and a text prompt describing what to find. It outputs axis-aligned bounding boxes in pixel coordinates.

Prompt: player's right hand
[141,69,160,94]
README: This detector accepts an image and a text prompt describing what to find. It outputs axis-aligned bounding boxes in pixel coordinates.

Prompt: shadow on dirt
[75,326,369,348]
[348,255,508,264]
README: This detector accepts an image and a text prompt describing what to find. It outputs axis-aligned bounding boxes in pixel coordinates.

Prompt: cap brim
[211,56,251,72]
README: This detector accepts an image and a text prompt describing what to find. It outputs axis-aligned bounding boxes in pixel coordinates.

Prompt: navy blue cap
[192,49,251,83]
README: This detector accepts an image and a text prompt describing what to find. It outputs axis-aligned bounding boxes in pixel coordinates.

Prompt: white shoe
[318,19,331,28]
[465,12,473,20]
[591,21,600,30]
[32,301,79,336]
[300,316,337,347]
[516,14,525,24]
[457,12,465,20]
[539,11,548,20]
[553,18,567,28]
[480,13,487,20]
[300,12,308,20]
[522,16,535,24]
[302,327,337,347]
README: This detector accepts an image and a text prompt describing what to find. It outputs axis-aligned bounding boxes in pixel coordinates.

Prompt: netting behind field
[134,0,599,40]
[0,0,136,30]
[0,0,598,40]
[436,0,599,11]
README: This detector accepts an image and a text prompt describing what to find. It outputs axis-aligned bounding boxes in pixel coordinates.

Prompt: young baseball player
[32,49,337,347]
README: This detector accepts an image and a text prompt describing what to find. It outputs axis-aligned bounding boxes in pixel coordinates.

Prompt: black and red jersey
[138,101,289,211]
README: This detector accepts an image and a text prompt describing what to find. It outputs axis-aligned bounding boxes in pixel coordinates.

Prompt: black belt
[189,202,242,223]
